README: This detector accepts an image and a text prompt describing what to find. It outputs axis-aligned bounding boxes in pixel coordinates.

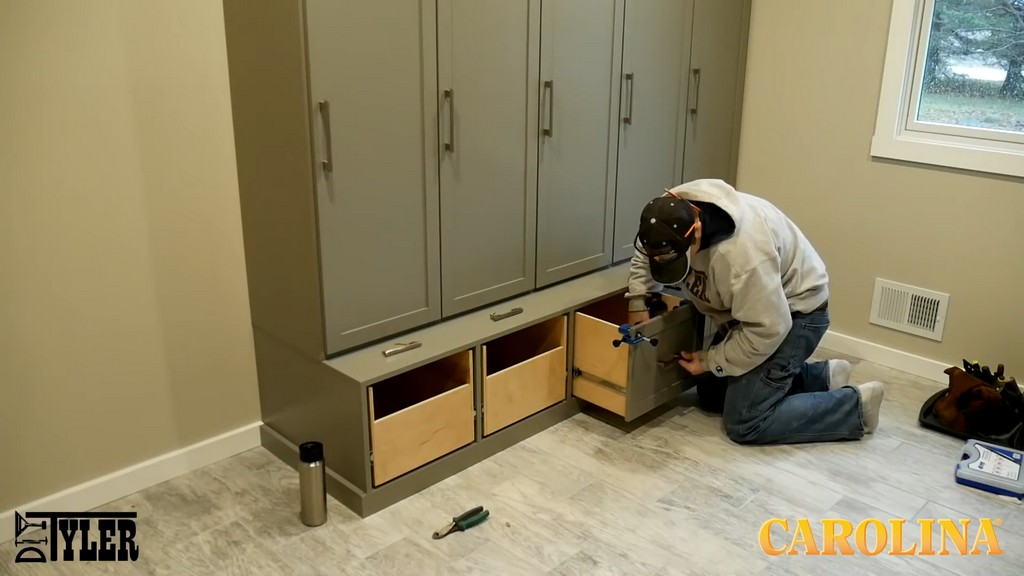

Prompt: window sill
[870,130,1024,179]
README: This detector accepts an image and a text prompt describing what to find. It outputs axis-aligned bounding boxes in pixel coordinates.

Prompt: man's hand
[678,351,706,376]
[627,310,649,325]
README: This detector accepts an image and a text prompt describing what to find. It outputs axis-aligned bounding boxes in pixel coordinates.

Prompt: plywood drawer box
[367,350,474,486]
[572,293,699,421]
[482,315,568,436]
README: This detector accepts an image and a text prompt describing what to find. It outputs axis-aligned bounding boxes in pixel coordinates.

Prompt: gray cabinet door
[535,0,624,288]
[682,0,750,184]
[306,0,442,355]
[437,0,540,316]
[611,0,695,262]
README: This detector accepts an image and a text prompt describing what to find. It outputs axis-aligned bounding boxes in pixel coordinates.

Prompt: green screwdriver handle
[456,509,489,531]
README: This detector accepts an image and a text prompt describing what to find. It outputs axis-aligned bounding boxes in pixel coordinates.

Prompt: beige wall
[737,0,1024,371]
[0,0,260,510]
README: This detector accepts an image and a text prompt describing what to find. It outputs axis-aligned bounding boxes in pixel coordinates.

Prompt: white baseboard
[820,330,949,384]
[1,421,262,544]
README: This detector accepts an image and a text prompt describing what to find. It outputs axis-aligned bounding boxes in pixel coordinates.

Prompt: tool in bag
[920,361,1024,450]
[432,505,489,539]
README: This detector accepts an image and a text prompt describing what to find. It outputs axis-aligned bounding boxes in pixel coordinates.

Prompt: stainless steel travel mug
[298,441,326,527]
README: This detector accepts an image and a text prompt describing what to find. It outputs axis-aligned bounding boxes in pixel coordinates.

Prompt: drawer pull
[489,307,523,322]
[383,341,422,357]
[658,356,682,368]
[611,323,658,348]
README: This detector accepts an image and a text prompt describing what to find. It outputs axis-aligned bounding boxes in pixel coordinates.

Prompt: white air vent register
[869,278,949,341]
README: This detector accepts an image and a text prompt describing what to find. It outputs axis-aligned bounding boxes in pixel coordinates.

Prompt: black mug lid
[299,441,324,463]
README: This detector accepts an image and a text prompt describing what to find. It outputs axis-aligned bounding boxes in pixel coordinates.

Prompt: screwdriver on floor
[432,506,489,539]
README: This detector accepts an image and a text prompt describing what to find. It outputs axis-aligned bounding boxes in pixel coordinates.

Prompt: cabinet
[681,0,751,184]
[225,0,747,359]
[306,0,442,355]
[538,0,750,279]
[437,0,540,316]
[535,0,622,287]
[223,0,743,517]
[611,0,694,263]
[610,0,752,262]
[308,0,543,347]
[532,0,749,282]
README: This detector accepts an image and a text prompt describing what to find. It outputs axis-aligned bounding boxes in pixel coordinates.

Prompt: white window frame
[871,0,1024,179]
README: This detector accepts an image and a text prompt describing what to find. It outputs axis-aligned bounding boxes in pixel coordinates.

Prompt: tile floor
[3,349,1023,575]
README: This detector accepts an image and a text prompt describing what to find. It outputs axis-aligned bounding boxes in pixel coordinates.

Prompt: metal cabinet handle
[490,307,523,322]
[623,73,634,125]
[383,341,422,357]
[318,100,333,173]
[543,80,554,137]
[689,68,701,116]
[443,89,455,153]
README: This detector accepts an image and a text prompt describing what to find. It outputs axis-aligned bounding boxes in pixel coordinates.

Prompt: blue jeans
[718,307,866,444]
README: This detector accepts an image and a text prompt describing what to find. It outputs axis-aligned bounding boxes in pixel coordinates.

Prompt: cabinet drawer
[482,315,568,436]
[368,350,474,486]
[572,293,698,421]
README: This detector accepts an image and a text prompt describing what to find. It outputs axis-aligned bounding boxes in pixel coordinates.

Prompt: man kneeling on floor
[626,179,884,444]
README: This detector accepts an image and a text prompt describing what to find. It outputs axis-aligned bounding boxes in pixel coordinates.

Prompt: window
[872,0,1024,178]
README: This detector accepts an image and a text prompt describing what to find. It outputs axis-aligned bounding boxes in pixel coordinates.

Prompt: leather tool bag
[920,364,1024,449]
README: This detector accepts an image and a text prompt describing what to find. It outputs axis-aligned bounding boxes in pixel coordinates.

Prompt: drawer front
[367,350,475,486]
[573,311,629,388]
[369,384,474,486]
[482,315,567,436]
[623,302,699,420]
[483,346,567,435]
[571,295,699,421]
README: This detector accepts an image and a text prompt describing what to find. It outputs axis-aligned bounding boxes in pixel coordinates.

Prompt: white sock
[827,359,852,390]
[857,381,885,433]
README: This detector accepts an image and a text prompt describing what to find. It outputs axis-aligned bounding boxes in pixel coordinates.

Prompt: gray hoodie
[627,179,829,377]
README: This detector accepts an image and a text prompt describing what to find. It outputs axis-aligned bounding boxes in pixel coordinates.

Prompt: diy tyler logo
[13,511,140,564]
[760,517,1003,556]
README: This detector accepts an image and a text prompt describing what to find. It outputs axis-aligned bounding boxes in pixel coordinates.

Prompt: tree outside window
[917,0,1024,134]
